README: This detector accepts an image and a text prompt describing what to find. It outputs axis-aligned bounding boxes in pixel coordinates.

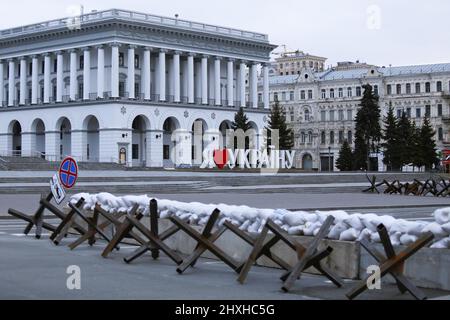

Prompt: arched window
[387,85,392,95]
[304,109,310,121]
[330,89,335,98]
[415,83,421,93]
[321,131,326,145]
[347,87,352,97]
[301,132,306,143]
[437,81,443,92]
[396,84,402,95]
[425,82,431,93]
[308,131,313,143]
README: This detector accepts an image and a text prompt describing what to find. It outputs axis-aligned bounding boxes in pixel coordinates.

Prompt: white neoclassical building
[0,9,276,167]
[258,59,450,171]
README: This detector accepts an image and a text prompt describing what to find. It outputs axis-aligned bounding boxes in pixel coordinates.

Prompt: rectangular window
[347,110,353,121]
[425,82,431,93]
[406,83,411,94]
[338,88,343,98]
[347,131,353,144]
[79,55,84,70]
[321,89,326,99]
[321,131,326,144]
[416,108,421,118]
[321,111,326,122]
[134,54,140,69]
[338,110,344,121]
[163,145,170,160]
[387,85,392,95]
[437,81,442,92]
[396,84,401,95]
[41,61,45,74]
[289,91,294,100]
[416,83,421,93]
[438,104,443,116]
[438,128,444,141]
[28,62,32,76]
[329,110,335,121]
[347,87,352,97]
[339,131,344,144]
[406,107,411,118]
[300,90,305,100]
[274,92,279,101]
[53,59,57,73]
[356,87,362,97]
[119,52,125,67]
[330,131,335,144]
[78,83,83,99]
[374,85,379,96]
[307,90,313,99]
[132,144,139,160]
[397,109,402,118]
[330,89,335,98]
[281,92,286,101]
[425,105,431,117]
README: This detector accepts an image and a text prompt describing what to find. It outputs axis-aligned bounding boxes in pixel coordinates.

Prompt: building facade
[259,59,450,171]
[270,50,327,76]
[0,9,276,167]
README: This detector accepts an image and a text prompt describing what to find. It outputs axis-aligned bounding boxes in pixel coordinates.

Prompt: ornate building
[0,9,276,167]
[258,60,450,171]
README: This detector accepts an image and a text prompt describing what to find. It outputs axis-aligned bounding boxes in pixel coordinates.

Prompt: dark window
[416,83,421,93]
[339,131,344,144]
[79,55,84,69]
[163,145,170,160]
[387,85,392,95]
[347,131,353,144]
[119,53,125,67]
[321,131,326,144]
[406,83,411,94]
[416,108,421,118]
[78,83,83,98]
[41,61,45,74]
[406,107,411,118]
[438,104,443,116]
[425,105,431,117]
[396,84,401,95]
[132,144,139,160]
[134,54,140,68]
[53,59,57,73]
[119,82,125,97]
[330,131,335,144]
[356,87,362,97]
[373,85,379,96]
[135,83,140,98]
[438,128,443,141]
[437,81,442,92]
[425,82,431,93]
[28,62,32,76]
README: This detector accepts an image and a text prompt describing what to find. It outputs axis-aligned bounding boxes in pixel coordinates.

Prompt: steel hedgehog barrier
[363,175,450,197]
[8,197,436,300]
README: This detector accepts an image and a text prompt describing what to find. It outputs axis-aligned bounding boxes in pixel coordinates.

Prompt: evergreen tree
[381,107,401,171]
[266,101,294,150]
[231,107,252,132]
[353,84,382,170]
[409,121,422,169]
[419,117,438,170]
[396,112,413,168]
[336,140,353,171]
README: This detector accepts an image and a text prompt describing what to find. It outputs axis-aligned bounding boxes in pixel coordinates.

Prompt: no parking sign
[59,157,79,189]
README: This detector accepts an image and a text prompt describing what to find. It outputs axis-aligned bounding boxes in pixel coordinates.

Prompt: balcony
[0,92,266,112]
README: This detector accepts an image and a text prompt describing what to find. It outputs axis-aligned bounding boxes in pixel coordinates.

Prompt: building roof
[265,62,450,85]
[0,8,270,43]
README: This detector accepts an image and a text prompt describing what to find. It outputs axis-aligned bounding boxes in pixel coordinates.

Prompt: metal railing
[0,9,269,42]
[0,92,261,110]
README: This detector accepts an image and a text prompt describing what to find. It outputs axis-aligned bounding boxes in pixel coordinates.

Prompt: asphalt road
[0,224,448,300]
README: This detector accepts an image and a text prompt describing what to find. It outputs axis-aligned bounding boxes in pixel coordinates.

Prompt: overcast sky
[1,0,448,67]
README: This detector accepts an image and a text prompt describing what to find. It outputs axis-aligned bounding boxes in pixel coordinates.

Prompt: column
[195,61,202,102]
[159,49,166,101]
[56,52,64,102]
[111,43,120,98]
[97,45,105,99]
[250,63,258,108]
[19,58,26,105]
[0,61,4,107]
[182,58,188,101]
[263,63,270,109]
[201,55,208,105]
[143,47,151,100]
[127,45,135,99]
[214,57,221,106]
[8,59,15,107]
[188,53,195,104]
[31,56,38,105]
[227,59,234,107]
[173,51,181,103]
[69,49,77,101]
[83,47,91,100]
[43,54,51,104]
[239,61,246,108]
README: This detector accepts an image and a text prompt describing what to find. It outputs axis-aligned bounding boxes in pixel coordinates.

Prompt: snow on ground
[70,192,450,249]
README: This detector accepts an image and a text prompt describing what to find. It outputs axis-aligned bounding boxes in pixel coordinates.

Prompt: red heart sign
[213,149,229,169]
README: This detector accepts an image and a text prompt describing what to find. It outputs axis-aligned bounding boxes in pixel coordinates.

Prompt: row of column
[0,44,270,109]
